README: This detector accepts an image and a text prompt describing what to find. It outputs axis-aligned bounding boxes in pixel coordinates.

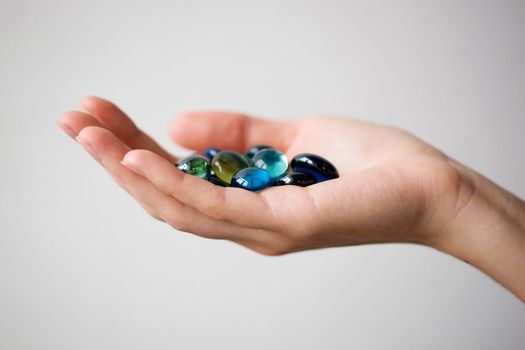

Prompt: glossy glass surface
[251,149,288,180]
[231,167,272,191]
[211,151,250,184]
[208,173,228,187]
[290,153,339,182]
[245,144,271,160]
[275,171,316,187]
[176,155,209,178]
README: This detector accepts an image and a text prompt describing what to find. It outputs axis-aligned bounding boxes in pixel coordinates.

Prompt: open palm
[59,97,466,255]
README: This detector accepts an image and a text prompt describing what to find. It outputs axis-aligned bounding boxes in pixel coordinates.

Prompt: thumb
[169,111,297,153]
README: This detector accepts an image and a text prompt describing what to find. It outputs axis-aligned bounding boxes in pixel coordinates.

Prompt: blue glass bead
[211,151,250,184]
[251,149,288,180]
[176,155,209,178]
[231,167,272,191]
[275,171,317,187]
[204,147,220,160]
[290,153,339,182]
[245,144,271,160]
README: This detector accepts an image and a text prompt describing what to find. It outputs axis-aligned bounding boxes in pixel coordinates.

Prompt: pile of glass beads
[176,145,339,192]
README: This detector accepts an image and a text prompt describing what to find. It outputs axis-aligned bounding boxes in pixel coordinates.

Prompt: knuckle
[207,206,226,221]
[283,221,317,241]
[134,197,166,223]
[145,208,165,222]
[260,239,303,256]
[255,246,288,256]
[165,214,189,232]
[204,191,228,221]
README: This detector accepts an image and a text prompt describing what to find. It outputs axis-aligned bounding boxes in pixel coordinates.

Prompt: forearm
[436,162,525,302]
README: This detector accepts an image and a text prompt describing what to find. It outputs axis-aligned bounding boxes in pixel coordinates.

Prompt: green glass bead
[211,151,250,184]
[176,155,209,178]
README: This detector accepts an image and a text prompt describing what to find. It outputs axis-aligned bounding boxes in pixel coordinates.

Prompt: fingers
[79,96,139,142]
[75,126,273,243]
[79,96,176,162]
[121,149,292,230]
[169,111,299,153]
[58,111,106,139]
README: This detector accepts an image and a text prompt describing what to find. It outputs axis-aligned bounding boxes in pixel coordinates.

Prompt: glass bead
[211,151,250,184]
[290,153,339,182]
[275,171,317,187]
[176,155,209,178]
[245,144,271,160]
[204,147,220,160]
[251,148,288,180]
[208,172,228,187]
[231,167,272,191]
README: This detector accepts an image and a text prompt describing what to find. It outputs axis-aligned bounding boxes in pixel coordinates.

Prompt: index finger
[121,149,291,230]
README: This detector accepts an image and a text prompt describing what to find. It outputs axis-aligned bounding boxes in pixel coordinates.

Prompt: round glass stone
[245,144,271,160]
[176,155,209,178]
[208,173,228,187]
[231,167,272,191]
[251,149,288,180]
[211,151,250,184]
[275,171,316,187]
[203,147,220,160]
[290,153,339,182]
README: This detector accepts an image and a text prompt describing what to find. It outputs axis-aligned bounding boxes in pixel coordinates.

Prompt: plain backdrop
[1,0,524,349]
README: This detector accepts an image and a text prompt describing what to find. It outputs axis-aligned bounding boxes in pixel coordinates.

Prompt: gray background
[1,0,524,349]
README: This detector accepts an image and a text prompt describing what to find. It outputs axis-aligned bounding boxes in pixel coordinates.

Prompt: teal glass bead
[204,147,220,160]
[245,145,271,160]
[275,171,316,187]
[231,167,272,191]
[176,155,209,178]
[211,151,250,184]
[290,153,339,182]
[251,148,288,180]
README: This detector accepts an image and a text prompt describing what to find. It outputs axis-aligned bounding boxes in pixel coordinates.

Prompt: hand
[57,96,458,252]
[58,96,525,301]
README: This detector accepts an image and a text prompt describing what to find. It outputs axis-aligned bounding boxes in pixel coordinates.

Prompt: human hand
[57,96,457,252]
[58,96,525,300]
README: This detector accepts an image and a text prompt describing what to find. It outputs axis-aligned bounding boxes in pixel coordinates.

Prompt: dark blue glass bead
[290,153,339,182]
[204,147,220,160]
[176,155,209,178]
[275,171,317,187]
[245,145,271,160]
[231,167,272,191]
[251,149,288,180]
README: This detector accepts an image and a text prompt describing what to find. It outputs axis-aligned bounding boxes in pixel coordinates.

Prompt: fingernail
[76,136,101,162]
[57,121,77,140]
[121,157,145,177]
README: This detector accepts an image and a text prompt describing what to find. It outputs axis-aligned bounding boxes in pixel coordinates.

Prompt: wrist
[429,160,525,301]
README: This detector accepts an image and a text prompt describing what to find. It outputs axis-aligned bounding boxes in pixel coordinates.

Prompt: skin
[58,96,525,302]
